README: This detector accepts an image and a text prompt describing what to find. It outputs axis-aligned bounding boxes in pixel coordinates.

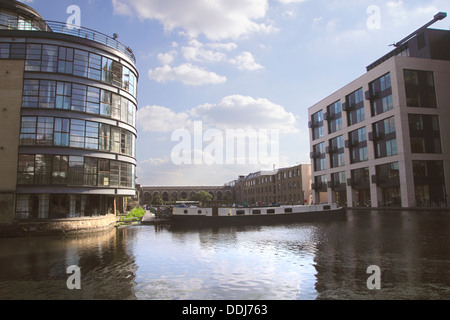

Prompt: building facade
[0,0,138,223]
[308,15,450,208]
[232,164,312,206]
[140,186,234,204]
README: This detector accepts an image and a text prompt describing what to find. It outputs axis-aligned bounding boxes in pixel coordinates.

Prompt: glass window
[68,156,84,185]
[58,47,74,74]
[56,82,71,110]
[70,119,85,148]
[99,123,111,151]
[41,45,58,73]
[85,121,99,150]
[34,154,52,184]
[22,80,39,108]
[84,157,98,186]
[71,84,87,112]
[100,90,112,117]
[86,87,100,114]
[10,43,26,59]
[0,43,10,58]
[25,44,42,71]
[54,118,70,147]
[36,117,54,146]
[88,52,102,80]
[111,127,121,153]
[98,159,110,186]
[38,80,56,109]
[404,69,437,108]
[73,49,89,77]
[20,116,37,145]
[17,155,35,185]
[52,155,68,185]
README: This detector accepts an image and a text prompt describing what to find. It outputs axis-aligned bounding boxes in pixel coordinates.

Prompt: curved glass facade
[0,1,138,220]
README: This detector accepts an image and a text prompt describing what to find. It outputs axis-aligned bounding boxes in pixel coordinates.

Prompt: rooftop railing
[0,16,136,64]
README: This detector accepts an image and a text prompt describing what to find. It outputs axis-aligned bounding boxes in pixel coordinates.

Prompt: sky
[20,0,450,186]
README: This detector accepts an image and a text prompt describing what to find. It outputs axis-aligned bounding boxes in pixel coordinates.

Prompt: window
[84,157,98,186]
[312,142,326,172]
[86,87,100,114]
[98,159,110,186]
[311,110,324,140]
[0,43,9,58]
[369,73,393,116]
[36,117,53,146]
[408,114,441,154]
[38,80,56,109]
[346,88,365,126]
[73,49,89,78]
[85,121,99,150]
[87,52,102,80]
[404,69,437,108]
[70,119,85,148]
[56,82,71,110]
[68,156,84,185]
[111,127,121,154]
[58,47,74,74]
[71,84,87,112]
[17,155,35,185]
[20,117,37,145]
[34,155,52,184]
[25,44,42,71]
[327,100,343,134]
[373,117,397,159]
[99,123,111,151]
[329,135,345,168]
[100,90,112,117]
[52,155,68,185]
[22,80,39,108]
[41,45,58,72]
[10,43,26,59]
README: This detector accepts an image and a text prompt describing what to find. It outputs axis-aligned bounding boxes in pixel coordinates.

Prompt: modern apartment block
[0,0,138,223]
[308,13,450,208]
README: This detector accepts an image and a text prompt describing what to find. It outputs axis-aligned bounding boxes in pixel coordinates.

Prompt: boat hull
[170,206,346,228]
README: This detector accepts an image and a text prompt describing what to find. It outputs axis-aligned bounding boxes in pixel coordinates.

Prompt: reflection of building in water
[0,0,138,223]
[313,210,450,299]
[0,228,138,299]
[308,13,450,208]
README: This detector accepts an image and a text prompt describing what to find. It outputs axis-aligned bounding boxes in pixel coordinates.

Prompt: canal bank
[0,214,118,237]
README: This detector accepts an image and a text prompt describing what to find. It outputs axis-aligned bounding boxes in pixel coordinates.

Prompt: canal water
[0,209,449,300]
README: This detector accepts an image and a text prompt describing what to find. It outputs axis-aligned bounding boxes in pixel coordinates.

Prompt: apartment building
[232,164,312,206]
[0,0,138,222]
[308,13,450,208]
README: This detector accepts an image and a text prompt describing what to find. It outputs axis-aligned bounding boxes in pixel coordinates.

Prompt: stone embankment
[0,214,118,237]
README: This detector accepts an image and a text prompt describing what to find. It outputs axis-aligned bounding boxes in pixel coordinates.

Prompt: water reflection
[0,210,449,300]
[0,228,138,300]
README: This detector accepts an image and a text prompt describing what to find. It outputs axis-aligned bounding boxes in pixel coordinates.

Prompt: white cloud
[148,63,227,86]
[137,105,191,132]
[229,51,264,71]
[182,39,227,63]
[157,50,178,65]
[111,0,275,40]
[189,95,298,133]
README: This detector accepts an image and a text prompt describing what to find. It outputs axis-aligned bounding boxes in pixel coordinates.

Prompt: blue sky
[21,0,450,186]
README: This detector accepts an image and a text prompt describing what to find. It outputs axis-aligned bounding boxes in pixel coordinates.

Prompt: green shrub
[122,206,146,221]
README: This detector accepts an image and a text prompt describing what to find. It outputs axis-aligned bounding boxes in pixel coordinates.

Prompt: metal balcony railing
[0,17,136,64]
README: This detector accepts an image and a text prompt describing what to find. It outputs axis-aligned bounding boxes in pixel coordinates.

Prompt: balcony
[0,17,136,64]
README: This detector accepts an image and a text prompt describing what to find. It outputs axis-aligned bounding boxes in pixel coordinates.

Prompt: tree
[189,191,213,203]
[151,194,164,205]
